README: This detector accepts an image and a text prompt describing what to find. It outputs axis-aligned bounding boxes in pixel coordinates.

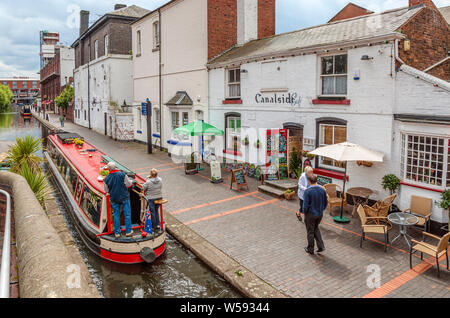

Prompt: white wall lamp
[361,55,374,61]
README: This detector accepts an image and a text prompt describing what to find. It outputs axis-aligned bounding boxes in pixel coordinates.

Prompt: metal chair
[410,232,450,278]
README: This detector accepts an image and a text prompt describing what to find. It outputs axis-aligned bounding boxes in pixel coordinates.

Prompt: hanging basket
[357,161,373,167]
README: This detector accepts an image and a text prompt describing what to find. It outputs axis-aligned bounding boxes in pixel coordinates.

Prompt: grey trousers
[305,213,325,252]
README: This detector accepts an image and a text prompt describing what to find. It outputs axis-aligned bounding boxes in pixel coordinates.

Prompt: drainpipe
[88,36,92,129]
[159,9,163,152]
[394,39,406,66]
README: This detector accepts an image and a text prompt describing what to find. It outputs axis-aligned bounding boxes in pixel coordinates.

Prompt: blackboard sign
[242,163,249,175]
[317,176,332,186]
[230,169,248,191]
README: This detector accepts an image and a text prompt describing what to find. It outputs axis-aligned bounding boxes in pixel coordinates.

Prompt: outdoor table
[347,187,373,217]
[388,212,419,248]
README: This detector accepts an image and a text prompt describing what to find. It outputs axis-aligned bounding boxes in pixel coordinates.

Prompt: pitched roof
[439,6,450,24]
[208,5,424,66]
[328,2,374,23]
[108,5,150,18]
[165,91,193,106]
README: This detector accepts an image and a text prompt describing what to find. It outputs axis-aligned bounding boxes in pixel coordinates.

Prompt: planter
[284,191,296,200]
[357,161,373,167]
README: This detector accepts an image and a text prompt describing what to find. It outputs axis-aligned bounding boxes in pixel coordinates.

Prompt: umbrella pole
[333,161,350,224]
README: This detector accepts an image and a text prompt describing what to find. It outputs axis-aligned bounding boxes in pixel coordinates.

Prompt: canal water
[0,110,241,298]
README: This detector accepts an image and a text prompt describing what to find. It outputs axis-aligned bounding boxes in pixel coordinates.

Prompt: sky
[0,0,448,78]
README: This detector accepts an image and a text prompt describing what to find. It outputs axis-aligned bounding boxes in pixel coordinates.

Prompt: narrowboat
[45,131,166,264]
[20,105,31,118]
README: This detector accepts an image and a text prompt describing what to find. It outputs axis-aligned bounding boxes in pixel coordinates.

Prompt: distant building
[39,31,60,69]
[328,3,374,23]
[40,46,75,117]
[72,4,150,140]
[0,78,40,105]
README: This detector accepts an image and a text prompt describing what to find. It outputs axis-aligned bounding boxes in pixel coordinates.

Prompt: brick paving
[38,113,449,298]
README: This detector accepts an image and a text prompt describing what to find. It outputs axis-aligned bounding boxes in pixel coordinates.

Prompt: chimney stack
[409,0,435,8]
[114,4,127,11]
[237,0,258,46]
[79,10,90,36]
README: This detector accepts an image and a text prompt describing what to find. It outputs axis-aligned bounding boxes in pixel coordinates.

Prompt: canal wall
[0,171,99,298]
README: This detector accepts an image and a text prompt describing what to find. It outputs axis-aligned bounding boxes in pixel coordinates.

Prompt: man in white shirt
[297,166,314,222]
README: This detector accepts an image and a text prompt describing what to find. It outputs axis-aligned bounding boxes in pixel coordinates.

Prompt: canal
[0,110,241,298]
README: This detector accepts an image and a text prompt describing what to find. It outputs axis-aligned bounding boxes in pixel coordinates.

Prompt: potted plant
[74,138,84,149]
[255,140,261,149]
[242,137,250,146]
[98,167,110,181]
[381,174,400,195]
[437,189,450,232]
[284,189,296,200]
[289,150,303,179]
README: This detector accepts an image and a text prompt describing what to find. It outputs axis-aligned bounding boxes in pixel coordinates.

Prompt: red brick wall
[427,60,450,80]
[207,0,237,60]
[258,0,276,38]
[409,0,436,9]
[398,7,450,81]
[329,3,373,23]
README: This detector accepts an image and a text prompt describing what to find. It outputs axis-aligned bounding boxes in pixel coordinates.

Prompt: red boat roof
[48,134,145,194]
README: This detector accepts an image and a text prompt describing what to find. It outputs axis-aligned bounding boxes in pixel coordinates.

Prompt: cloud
[0,0,448,77]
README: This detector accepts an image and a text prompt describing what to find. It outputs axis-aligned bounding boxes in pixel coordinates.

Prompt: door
[284,123,304,178]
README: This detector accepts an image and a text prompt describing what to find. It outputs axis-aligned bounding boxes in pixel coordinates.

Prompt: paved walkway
[40,113,449,298]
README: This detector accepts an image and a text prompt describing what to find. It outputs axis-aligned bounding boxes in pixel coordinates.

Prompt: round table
[388,212,419,248]
[347,187,373,217]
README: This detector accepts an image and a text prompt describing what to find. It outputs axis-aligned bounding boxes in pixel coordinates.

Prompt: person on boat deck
[297,166,314,222]
[143,169,163,233]
[104,162,134,238]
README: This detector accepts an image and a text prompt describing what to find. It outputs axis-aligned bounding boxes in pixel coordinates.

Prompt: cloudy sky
[0,0,448,78]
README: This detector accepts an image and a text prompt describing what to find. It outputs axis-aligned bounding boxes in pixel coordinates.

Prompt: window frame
[315,118,347,172]
[319,53,348,97]
[104,34,109,55]
[94,40,99,60]
[153,21,160,49]
[154,108,160,133]
[400,132,449,189]
[136,30,142,56]
[225,113,241,152]
[226,68,241,99]
[171,111,180,131]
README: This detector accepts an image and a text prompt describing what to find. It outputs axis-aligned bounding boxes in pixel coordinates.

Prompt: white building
[207,4,450,229]
[131,0,276,149]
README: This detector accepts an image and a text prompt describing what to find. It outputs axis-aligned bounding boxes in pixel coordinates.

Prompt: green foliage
[437,189,450,210]
[18,162,51,207]
[55,86,74,112]
[0,84,13,113]
[289,150,303,179]
[6,135,44,173]
[381,174,401,194]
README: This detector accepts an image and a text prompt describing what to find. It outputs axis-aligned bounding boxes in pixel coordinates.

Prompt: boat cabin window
[75,180,83,204]
[80,184,102,227]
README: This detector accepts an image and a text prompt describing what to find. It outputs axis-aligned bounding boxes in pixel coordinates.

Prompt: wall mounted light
[240,69,248,73]
[361,55,374,61]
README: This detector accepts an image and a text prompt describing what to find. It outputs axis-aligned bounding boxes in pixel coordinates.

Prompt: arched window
[316,117,347,170]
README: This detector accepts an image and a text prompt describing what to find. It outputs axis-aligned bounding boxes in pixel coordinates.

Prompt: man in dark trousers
[302,174,328,255]
[104,162,134,238]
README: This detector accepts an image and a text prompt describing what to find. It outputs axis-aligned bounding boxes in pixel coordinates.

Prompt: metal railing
[0,189,11,298]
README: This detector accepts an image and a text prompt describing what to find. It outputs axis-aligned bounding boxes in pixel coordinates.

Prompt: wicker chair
[410,232,450,278]
[363,194,397,230]
[402,195,432,233]
[357,205,390,252]
[323,183,348,216]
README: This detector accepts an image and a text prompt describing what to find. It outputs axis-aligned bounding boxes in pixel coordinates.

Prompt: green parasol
[173,121,224,137]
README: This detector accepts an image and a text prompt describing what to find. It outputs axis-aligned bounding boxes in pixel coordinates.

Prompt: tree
[55,85,74,114]
[0,84,13,113]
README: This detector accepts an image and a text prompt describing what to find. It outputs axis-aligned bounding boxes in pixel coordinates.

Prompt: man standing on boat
[104,162,134,238]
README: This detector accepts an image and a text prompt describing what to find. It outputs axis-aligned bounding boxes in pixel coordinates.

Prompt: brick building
[72,4,149,140]
[0,78,40,105]
[40,46,75,117]
[207,0,450,231]
[328,2,374,23]
[132,0,276,149]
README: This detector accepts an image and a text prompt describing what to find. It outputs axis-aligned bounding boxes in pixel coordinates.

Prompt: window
[153,21,160,49]
[80,184,102,227]
[12,82,17,89]
[182,112,189,126]
[401,133,449,187]
[75,180,83,204]
[318,122,347,170]
[104,34,109,55]
[171,112,180,131]
[320,54,347,96]
[225,114,241,151]
[2,81,7,86]
[94,40,98,59]
[154,108,160,133]
[22,81,27,88]
[136,30,142,56]
[227,68,241,99]
[32,81,37,89]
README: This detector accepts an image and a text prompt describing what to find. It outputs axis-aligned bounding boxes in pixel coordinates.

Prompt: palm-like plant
[6,135,44,173]
[18,162,52,207]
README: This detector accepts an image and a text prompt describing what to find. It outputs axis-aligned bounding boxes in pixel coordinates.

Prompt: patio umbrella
[173,121,224,161]
[309,142,384,223]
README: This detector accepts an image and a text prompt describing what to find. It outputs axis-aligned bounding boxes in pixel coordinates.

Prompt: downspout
[159,9,163,151]
[88,35,92,129]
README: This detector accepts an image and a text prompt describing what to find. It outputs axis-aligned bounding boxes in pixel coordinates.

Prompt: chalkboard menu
[230,169,248,190]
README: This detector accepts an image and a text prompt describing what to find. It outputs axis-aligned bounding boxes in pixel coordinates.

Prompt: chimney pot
[114,4,127,11]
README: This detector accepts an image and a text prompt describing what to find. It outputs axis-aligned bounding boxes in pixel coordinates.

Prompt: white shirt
[298,172,310,200]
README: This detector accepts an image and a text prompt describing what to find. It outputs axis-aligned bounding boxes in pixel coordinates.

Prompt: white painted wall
[209,42,450,223]
[59,47,75,87]
[132,0,208,147]
[237,0,258,45]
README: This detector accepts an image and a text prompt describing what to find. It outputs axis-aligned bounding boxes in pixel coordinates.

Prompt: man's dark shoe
[304,247,314,255]
[317,248,325,253]
[296,213,303,222]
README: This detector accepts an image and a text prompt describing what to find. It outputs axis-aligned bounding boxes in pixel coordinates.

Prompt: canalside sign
[255,92,302,107]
